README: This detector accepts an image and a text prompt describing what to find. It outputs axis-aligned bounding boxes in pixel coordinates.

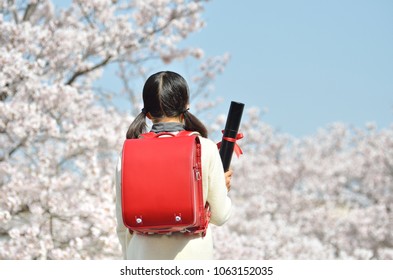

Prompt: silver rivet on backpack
[175,215,182,222]
[136,218,142,224]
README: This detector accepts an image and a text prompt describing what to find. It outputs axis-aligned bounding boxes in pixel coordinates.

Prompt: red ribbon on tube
[217,131,244,158]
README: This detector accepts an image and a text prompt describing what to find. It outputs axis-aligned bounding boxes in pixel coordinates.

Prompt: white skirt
[125,227,214,260]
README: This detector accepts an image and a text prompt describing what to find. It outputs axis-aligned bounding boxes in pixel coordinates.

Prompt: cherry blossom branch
[22,2,38,22]
[65,55,113,85]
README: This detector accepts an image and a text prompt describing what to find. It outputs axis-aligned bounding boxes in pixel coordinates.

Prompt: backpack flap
[121,132,204,234]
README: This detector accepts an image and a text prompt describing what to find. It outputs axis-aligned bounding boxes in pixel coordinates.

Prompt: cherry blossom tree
[0,0,228,259]
[213,109,393,260]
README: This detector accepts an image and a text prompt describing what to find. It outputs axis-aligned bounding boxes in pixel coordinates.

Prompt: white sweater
[115,136,232,259]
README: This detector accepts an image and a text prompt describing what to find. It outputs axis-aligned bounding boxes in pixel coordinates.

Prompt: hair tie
[141,108,147,115]
[182,108,190,114]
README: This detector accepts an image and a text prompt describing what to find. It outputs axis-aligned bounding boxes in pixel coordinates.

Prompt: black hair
[126,71,208,139]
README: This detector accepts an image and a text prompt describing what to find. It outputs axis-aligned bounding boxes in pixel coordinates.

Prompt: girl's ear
[146,112,152,120]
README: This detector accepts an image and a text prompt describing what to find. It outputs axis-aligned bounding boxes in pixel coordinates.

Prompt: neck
[150,122,185,133]
[153,116,182,123]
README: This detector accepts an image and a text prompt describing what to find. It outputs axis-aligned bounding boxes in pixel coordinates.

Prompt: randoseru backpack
[121,131,211,236]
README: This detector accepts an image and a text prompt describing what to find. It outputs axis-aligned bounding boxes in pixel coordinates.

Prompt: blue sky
[80,0,393,137]
[179,0,393,137]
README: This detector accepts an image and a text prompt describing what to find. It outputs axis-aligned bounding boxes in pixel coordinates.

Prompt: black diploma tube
[219,101,245,171]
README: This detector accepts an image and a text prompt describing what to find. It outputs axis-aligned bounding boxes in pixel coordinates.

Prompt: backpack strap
[139,132,156,139]
[176,130,199,137]
[140,131,200,138]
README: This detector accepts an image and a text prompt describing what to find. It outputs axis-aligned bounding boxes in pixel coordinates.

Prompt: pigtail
[126,111,147,139]
[184,111,208,138]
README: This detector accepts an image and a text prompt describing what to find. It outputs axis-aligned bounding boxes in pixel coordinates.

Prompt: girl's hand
[225,170,233,192]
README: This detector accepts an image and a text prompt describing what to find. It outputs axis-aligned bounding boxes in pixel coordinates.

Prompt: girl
[115,71,232,259]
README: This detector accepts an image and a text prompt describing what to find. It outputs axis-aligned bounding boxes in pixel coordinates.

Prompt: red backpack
[121,131,211,236]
